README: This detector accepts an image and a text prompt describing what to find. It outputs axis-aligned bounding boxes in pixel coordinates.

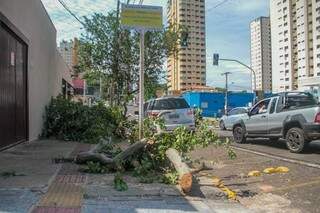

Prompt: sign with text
[120,4,163,30]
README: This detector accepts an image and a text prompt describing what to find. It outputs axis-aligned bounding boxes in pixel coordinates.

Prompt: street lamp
[219,59,256,93]
[213,54,257,104]
[212,54,257,93]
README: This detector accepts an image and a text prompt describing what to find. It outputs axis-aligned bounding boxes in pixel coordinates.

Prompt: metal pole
[139,30,145,140]
[222,72,231,115]
[225,74,228,114]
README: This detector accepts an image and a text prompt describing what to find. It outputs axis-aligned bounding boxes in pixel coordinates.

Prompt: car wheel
[285,128,305,153]
[219,120,226,130]
[233,126,246,144]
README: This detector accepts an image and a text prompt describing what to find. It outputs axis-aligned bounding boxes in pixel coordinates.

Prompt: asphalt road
[190,145,320,213]
[217,129,320,166]
[190,130,320,213]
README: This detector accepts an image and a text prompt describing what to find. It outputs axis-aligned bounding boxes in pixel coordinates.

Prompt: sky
[41,0,269,91]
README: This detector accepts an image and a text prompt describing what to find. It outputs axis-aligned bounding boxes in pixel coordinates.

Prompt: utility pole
[221,72,231,115]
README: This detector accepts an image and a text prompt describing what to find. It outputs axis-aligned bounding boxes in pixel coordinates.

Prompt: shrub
[42,96,120,143]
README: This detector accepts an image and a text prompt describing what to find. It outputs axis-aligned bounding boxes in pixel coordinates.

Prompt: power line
[207,0,233,12]
[57,0,85,26]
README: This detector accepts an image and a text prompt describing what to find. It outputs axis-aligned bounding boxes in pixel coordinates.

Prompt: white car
[145,97,195,131]
[219,107,249,130]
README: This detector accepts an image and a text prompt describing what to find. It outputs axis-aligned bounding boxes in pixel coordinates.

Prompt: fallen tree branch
[75,138,147,169]
[166,148,193,193]
[75,152,114,164]
[113,139,147,163]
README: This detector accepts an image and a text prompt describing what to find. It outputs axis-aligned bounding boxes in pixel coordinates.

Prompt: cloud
[232,0,269,13]
[41,0,117,42]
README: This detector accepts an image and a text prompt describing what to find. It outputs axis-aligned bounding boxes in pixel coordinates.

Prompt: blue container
[182,92,255,118]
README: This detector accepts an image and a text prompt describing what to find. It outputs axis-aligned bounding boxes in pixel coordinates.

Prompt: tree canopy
[78,11,182,108]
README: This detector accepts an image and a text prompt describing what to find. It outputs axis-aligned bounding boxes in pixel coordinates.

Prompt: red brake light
[187,109,194,116]
[315,112,320,123]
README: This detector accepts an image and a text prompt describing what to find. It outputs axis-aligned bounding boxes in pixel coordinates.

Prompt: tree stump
[165,148,193,193]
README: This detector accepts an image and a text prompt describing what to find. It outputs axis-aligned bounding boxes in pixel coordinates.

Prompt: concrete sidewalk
[0,140,78,213]
[0,140,252,213]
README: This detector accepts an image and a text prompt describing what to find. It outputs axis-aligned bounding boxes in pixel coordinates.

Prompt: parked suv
[219,107,249,130]
[145,97,195,131]
[232,92,320,153]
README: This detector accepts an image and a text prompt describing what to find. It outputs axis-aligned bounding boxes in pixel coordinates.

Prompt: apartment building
[250,17,272,92]
[167,0,206,93]
[58,38,79,71]
[270,0,320,98]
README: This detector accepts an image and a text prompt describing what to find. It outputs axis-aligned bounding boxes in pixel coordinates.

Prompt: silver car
[219,107,249,130]
[145,97,195,131]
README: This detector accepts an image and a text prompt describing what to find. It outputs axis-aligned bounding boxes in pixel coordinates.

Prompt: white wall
[52,50,73,97]
[0,0,72,141]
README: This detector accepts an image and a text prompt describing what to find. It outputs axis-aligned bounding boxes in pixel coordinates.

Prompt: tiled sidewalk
[31,144,90,213]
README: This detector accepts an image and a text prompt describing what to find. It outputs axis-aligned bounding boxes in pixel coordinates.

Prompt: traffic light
[213,53,219,66]
[180,31,188,47]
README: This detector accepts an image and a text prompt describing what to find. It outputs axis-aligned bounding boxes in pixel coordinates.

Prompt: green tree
[78,11,182,114]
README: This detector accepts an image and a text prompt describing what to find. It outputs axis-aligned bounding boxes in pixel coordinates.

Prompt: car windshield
[151,98,190,110]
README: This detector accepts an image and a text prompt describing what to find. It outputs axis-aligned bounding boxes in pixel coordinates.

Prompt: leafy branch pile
[74,115,236,192]
[132,117,236,164]
[42,96,122,143]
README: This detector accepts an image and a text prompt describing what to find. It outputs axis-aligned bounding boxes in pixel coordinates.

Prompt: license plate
[169,114,179,119]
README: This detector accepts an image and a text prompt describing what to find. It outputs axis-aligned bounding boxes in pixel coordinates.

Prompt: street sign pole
[120,3,163,139]
[139,30,145,140]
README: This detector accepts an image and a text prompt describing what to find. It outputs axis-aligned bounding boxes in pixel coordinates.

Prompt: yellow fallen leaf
[275,166,289,173]
[263,167,277,174]
[248,170,261,177]
[221,186,237,200]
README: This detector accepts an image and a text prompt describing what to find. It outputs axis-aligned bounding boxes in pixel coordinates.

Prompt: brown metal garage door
[0,22,28,149]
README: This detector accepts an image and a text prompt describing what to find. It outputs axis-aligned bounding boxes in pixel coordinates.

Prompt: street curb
[231,145,320,169]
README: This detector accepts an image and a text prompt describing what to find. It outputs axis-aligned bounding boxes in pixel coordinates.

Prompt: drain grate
[55,175,87,184]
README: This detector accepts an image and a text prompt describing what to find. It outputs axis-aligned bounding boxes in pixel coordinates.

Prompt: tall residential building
[270,0,320,96]
[58,38,79,71]
[250,17,272,92]
[167,0,206,93]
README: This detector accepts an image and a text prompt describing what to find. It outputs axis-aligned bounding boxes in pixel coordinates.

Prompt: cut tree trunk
[113,139,147,163]
[165,148,193,193]
[75,138,112,164]
[75,152,114,164]
[75,138,147,169]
